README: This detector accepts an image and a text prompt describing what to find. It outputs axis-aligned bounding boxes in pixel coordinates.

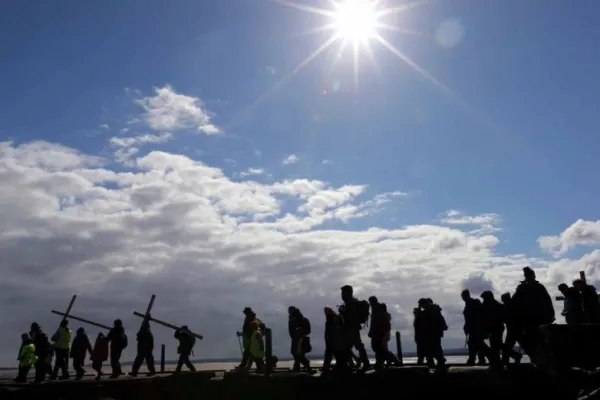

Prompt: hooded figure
[480,291,504,368]
[106,319,127,378]
[130,320,156,377]
[175,325,197,373]
[420,298,447,370]
[70,327,93,379]
[50,319,72,380]
[236,307,264,370]
[288,306,312,372]
[91,332,109,380]
[29,322,51,383]
[15,333,37,383]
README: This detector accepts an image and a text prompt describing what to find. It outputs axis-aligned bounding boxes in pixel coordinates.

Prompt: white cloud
[240,168,265,177]
[134,85,219,134]
[0,138,597,366]
[109,133,173,148]
[538,219,600,257]
[441,210,501,235]
[322,159,333,165]
[282,154,299,165]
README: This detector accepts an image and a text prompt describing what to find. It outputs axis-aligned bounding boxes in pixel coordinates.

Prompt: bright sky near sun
[1,0,600,365]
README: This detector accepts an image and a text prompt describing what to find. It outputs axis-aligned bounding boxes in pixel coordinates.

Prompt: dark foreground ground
[0,365,591,400]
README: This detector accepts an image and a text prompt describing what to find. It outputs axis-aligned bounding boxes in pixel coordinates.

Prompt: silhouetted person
[480,291,503,368]
[70,327,93,380]
[106,319,127,378]
[512,267,555,360]
[236,307,264,370]
[288,306,312,372]
[500,293,523,365]
[131,320,155,377]
[368,296,386,370]
[323,307,343,372]
[51,319,72,380]
[414,304,429,365]
[91,332,108,380]
[29,323,51,383]
[380,303,401,367]
[420,298,447,370]
[15,333,37,383]
[573,279,600,323]
[558,283,584,325]
[175,325,197,373]
[339,285,370,371]
[461,290,487,365]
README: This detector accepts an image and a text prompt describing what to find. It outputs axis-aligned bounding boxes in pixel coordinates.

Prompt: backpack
[121,334,128,349]
[357,300,370,325]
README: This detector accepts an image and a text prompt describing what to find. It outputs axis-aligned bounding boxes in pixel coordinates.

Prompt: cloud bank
[0,85,598,366]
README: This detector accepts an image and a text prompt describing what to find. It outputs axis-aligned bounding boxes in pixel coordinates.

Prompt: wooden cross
[132,296,203,340]
[51,310,112,331]
[49,295,78,324]
[139,294,156,328]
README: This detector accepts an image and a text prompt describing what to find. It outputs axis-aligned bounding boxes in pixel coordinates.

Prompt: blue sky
[1,0,600,363]
[3,0,599,257]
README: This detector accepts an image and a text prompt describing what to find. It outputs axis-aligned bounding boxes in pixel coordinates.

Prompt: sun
[332,0,379,43]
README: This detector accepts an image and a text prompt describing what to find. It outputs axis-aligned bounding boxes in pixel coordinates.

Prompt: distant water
[0,356,525,380]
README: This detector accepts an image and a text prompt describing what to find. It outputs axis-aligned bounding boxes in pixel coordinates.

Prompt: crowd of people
[14,266,600,382]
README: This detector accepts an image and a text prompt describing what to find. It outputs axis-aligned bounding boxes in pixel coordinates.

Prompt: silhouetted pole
[160,344,166,373]
[265,328,273,377]
[395,331,403,366]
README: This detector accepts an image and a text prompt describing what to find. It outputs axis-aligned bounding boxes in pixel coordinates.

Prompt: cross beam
[51,310,111,330]
[139,294,156,327]
[132,311,203,340]
[59,295,78,323]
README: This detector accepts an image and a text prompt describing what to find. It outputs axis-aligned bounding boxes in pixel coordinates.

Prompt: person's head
[558,283,569,295]
[30,322,40,333]
[413,307,420,315]
[60,320,68,328]
[523,266,535,281]
[341,285,353,302]
[417,298,428,308]
[461,289,471,302]
[97,332,105,339]
[21,333,30,342]
[76,327,85,335]
[380,303,388,312]
[114,319,123,327]
[573,279,586,291]
[500,292,511,304]
[480,291,494,302]
[243,307,253,316]
[368,296,379,306]
[288,306,299,316]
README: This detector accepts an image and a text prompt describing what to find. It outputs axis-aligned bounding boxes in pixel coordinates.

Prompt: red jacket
[91,336,108,362]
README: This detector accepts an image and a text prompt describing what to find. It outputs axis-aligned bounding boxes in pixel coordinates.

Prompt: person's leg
[146,351,156,374]
[130,352,144,376]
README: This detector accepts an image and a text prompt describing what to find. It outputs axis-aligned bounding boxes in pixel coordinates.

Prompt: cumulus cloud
[134,85,219,134]
[538,219,600,257]
[282,154,299,165]
[0,136,597,366]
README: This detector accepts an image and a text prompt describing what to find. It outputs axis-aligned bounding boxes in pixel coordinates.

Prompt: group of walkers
[15,318,198,383]
[14,266,600,382]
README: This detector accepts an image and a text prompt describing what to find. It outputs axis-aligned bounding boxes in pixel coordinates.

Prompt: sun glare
[265,0,439,96]
[332,0,378,42]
